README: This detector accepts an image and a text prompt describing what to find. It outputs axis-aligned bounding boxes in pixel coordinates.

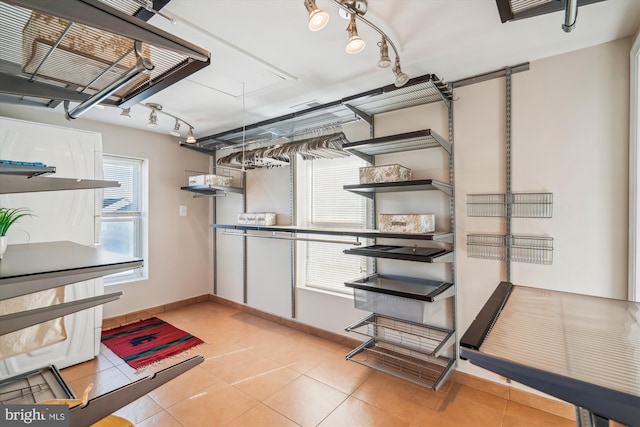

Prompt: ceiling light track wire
[141,102,196,142]
[314,0,409,87]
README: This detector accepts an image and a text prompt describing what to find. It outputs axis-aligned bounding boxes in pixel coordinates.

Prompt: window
[101,155,147,284]
[299,155,370,294]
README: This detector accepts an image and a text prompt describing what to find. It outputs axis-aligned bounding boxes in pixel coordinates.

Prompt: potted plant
[0,207,33,260]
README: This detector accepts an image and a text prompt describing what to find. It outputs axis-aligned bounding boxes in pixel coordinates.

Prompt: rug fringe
[134,342,208,374]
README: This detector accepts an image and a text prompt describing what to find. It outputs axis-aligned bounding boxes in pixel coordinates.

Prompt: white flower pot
[0,236,7,260]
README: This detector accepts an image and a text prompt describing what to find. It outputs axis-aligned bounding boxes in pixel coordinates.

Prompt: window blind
[103,157,142,213]
[101,155,144,284]
[305,156,369,292]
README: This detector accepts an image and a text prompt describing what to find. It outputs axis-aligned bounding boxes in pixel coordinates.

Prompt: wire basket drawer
[353,289,426,323]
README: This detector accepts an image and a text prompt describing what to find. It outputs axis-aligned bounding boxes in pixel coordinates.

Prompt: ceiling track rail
[194,73,454,150]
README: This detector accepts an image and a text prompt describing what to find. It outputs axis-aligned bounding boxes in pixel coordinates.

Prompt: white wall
[0,104,211,317]
[455,37,631,382]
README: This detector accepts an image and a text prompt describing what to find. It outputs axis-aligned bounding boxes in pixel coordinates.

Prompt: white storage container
[378,214,435,233]
[237,212,276,225]
[359,164,411,184]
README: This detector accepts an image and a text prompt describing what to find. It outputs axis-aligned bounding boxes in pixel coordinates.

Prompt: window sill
[297,284,354,301]
[104,274,147,287]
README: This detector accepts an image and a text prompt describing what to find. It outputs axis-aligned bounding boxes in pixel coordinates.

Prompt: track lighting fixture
[170,119,181,136]
[121,102,197,142]
[345,14,365,54]
[305,0,330,31]
[147,109,158,128]
[186,127,196,144]
[304,0,410,86]
[392,57,409,87]
[376,38,391,68]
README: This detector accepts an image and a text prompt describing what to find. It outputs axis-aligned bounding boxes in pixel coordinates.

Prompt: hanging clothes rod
[222,231,362,246]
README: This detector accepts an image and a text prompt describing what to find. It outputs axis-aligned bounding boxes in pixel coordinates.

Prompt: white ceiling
[72,0,640,142]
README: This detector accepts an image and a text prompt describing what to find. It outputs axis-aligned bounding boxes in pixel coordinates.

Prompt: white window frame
[630,31,640,302]
[101,154,148,285]
[296,155,371,295]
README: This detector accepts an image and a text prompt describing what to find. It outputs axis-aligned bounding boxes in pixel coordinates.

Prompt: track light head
[392,57,409,87]
[170,119,181,136]
[147,109,158,128]
[120,107,132,118]
[305,0,329,31]
[345,14,365,54]
[377,38,392,68]
[186,127,196,144]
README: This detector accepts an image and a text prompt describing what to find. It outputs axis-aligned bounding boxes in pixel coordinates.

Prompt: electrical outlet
[179,205,187,217]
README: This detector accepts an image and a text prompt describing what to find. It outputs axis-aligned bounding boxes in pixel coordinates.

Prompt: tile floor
[61,302,575,427]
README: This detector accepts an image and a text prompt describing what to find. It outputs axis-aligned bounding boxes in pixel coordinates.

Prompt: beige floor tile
[503,401,575,427]
[65,366,132,400]
[232,366,301,401]
[135,410,183,427]
[264,376,348,427]
[166,380,258,426]
[226,403,301,427]
[61,352,114,383]
[318,396,410,427]
[305,353,373,394]
[410,388,505,427]
[351,371,422,422]
[255,340,335,374]
[201,348,282,384]
[112,395,163,424]
[447,383,508,412]
[147,365,220,408]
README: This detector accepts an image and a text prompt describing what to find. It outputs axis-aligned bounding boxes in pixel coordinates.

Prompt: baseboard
[102,294,209,330]
[103,293,575,421]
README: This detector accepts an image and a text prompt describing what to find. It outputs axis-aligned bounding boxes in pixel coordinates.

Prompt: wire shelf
[346,339,454,390]
[345,314,455,357]
[467,193,553,218]
[467,234,554,265]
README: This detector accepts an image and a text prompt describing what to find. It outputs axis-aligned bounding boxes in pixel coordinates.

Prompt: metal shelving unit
[466,192,553,218]
[344,244,453,263]
[346,339,454,390]
[0,163,56,177]
[344,179,453,198]
[181,72,456,390]
[0,162,119,194]
[345,314,456,358]
[343,129,451,157]
[339,100,457,390]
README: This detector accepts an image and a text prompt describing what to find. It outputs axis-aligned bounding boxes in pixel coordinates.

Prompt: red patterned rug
[101,317,203,369]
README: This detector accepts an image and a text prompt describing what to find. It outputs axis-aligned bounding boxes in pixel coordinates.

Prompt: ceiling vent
[0,0,210,115]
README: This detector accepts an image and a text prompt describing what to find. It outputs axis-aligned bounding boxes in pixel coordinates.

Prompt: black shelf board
[345,273,453,301]
[210,224,453,241]
[181,185,243,195]
[344,244,451,263]
[343,129,451,156]
[344,179,452,196]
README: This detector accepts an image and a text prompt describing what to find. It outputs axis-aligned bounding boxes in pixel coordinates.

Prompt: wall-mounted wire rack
[467,234,554,265]
[466,193,553,218]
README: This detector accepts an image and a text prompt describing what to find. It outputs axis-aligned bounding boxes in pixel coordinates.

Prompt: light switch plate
[179,205,187,217]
